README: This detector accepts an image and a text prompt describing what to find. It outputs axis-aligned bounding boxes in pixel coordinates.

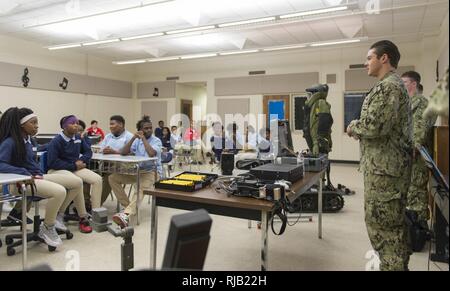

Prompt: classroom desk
[0,174,32,270]
[145,170,325,271]
[90,145,101,153]
[91,153,158,224]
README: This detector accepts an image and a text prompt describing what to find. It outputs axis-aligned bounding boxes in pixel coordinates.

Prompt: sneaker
[38,224,63,247]
[112,212,129,229]
[79,217,93,233]
[55,214,68,232]
[7,209,33,225]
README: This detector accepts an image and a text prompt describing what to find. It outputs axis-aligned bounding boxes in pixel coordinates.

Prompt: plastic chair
[161,152,173,179]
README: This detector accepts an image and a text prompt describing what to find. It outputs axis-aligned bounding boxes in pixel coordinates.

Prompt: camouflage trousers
[364,172,411,271]
[407,157,430,221]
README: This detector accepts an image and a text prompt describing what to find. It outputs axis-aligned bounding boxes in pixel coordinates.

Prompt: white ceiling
[0,0,448,62]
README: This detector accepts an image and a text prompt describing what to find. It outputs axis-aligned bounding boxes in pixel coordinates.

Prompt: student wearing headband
[46,115,103,233]
[0,107,68,247]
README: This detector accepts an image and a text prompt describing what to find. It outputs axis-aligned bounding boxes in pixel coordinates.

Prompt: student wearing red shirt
[182,121,203,164]
[86,120,105,141]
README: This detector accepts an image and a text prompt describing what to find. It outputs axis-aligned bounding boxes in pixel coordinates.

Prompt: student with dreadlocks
[46,114,102,233]
[0,107,68,247]
[109,115,162,228]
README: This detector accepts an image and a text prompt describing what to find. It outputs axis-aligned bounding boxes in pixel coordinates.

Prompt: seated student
[47,115,103,233]
[210,122,226,162]
[154,120,164,139]
[159,127,173,164]
[110,115,162,228]
[77,120,89,141]
[170,125,181,146]
[183,120,203,164]
[98,115,133,205]
[86,120,105,141]
[257,128,273,157]
[78,119,95,211]
[243,125,257,151]
[8,132,51,222]
[225,123,242,154]
[0,107,68,247]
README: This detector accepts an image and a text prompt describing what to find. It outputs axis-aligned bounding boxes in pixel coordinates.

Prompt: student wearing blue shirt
[154,120,164,139]
[47,115,102,233]
[98,115,133,205]
[109,115,162,228]
[0,107,68,247]
[159,126,174,165]
[257,128,273,157]
[210,122,226,162]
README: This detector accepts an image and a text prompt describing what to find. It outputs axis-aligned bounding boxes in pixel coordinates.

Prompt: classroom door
[180,99,193,123]
[263,95,290,124]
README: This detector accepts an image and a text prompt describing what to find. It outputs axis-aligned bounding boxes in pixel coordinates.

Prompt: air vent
[166,76,179,81]
[249,70,266,75]
[326,74,337,84]
[349,64,365,69]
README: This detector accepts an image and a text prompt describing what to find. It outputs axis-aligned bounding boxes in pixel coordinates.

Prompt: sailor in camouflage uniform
[401,71,436,222]
[424,68,449,120]
[347,40,412,271]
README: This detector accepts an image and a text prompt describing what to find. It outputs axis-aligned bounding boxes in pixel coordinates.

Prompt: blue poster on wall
[344,92,367,131]
[268,100,285,121]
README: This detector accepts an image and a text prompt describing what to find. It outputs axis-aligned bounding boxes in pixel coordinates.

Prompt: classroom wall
[1,19,447,161]
[176,83,207,123]
[0,35,137,134]
[135,40,428,161]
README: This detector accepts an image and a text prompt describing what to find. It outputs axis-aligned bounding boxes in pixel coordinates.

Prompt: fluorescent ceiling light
[113,59,146,65]
[147,56,180,62]
[121,32,165,41]
[48,43,82,50]
[180,53,217,59]
[263,44,307,52]
[25,0,175,29]
[280,6,348,19]
[83,39,120,46]
[166,25,216,35]
[218,17,276,28]
[114,38,366,64]
[219,49,259,56]
[310,39,361,47]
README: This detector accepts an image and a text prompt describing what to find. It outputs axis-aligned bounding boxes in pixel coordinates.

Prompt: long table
[144,170,325,271]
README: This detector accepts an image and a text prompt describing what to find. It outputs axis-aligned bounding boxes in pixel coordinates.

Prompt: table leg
[261,211,268,271]
[318,172,323,239]
[21,183,27,270]
[150,195,157,269]
[136,164,140,225]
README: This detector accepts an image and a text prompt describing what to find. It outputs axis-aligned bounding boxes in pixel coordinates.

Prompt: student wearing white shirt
[98,115,134,205]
